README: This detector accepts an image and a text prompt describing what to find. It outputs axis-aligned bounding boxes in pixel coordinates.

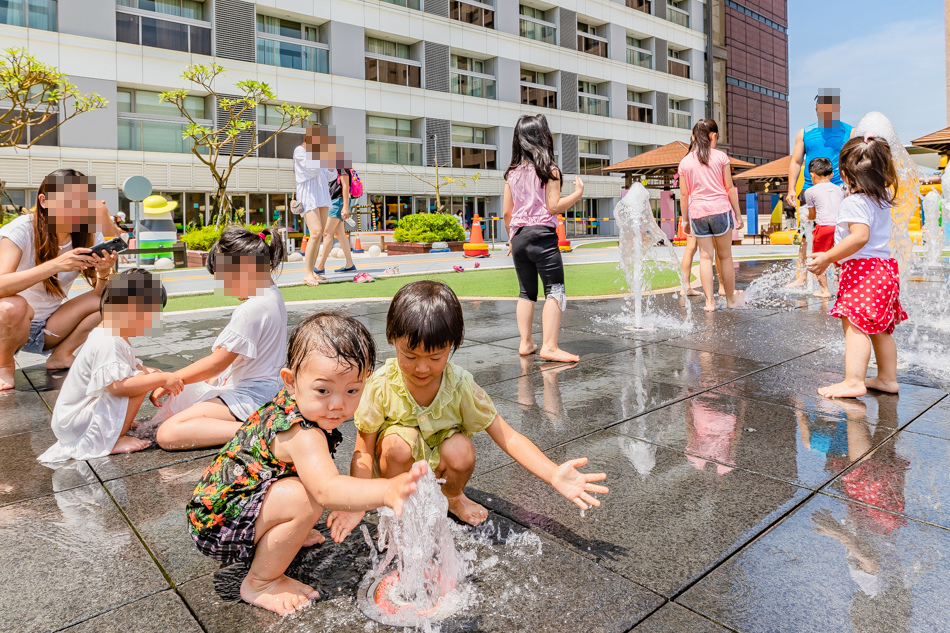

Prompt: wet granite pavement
[2,260,949,632]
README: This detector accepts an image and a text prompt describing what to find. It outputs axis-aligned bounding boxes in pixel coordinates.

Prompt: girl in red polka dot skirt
[807,135,907,399]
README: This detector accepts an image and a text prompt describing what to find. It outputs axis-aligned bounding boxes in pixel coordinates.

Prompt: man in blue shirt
[785,90,853,286]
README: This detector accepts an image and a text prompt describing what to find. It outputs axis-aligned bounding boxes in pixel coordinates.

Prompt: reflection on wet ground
[1,260,948,632]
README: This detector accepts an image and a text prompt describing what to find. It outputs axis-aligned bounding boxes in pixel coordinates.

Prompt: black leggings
[511,225,565,302]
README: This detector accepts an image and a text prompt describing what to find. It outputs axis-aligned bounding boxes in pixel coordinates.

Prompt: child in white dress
[153,227,288,450]
[39,269,182,462]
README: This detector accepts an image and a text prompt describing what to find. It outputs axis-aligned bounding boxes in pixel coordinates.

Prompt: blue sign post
[746,192,759,236]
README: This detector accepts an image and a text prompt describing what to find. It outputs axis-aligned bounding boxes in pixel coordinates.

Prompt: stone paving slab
[0,484,169,633]
[178,513,661,633]
[467,430,810,597]
[680,494,950,633]
[631,602,732,632]
[903,398,950,439]
[0,387,51,438]
[0,429,99,507]
[60,591,202,633]
[487,327,643,360]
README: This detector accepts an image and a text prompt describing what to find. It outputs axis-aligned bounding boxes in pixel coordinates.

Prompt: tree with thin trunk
[160,63,312,228]
[399,154,480,213]
[0,47,107,216]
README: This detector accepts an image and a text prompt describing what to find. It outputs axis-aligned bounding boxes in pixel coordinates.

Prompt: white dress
[150,284,287,424]
[38,328,142,462]
[293,145,336,211]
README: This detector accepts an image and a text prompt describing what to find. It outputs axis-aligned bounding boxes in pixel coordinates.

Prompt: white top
[804,182,846,226]
[0,215,102,322]
[212,284,288,388]
[38,328,141,462]
[834,193,893,262]
[293,145,336,210]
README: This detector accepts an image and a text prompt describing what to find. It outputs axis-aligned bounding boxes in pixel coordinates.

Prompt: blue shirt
[802,120,853,190]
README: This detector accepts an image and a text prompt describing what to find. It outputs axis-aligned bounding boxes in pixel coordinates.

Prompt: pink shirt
[678,148,733,219]
[507,163,557,232]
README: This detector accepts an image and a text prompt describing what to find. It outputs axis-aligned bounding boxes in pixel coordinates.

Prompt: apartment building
[0,0,712,238]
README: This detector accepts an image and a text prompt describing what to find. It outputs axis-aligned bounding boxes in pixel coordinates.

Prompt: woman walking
[314,160,356,276]
[503,114,582,363]
[294,124,336,287]
[677,119,745,312]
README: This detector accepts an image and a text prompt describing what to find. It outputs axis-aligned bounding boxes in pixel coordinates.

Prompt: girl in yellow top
[348,280,608,526]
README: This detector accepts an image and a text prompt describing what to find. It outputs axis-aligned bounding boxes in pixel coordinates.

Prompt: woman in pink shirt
[503,114,584,363]
[677,119,745,311]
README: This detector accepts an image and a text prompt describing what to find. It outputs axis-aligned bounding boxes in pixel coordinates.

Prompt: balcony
[451,0,494,28]
[520,18,556,44]
[626,48,652,69]
[578,95,609,118]
[521,84,557,109]
[669,110,691,130]
[666,5,690,28]
[257,39,328,74]
[451,73,496,99]
[580,156,609,176]
[668,58,690,79]
[627,104,654,124]
[625,0,651,13]
[577,33,608,58]
[365,58,421,88]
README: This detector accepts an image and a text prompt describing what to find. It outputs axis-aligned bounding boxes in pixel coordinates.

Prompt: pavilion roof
[733,155,793,182]
[912,126,950,153]
[603,141,755,175]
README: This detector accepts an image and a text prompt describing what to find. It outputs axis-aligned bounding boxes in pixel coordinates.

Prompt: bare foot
[45,354,74,371]
[812,290,832,298]
[240,573,319,616]
[865,376,900,394]
[446,492,489,525]
[785,276,807,288]
[111,435,152,454]
[540,346,580,363]
[818,380,867,399]
[303,274,320,287]
[684,288,702,297]
[704,301,717,312]
[519,342,538,356]
[302,528,326,547]
[0,365,14,391]
[726,290,746,309]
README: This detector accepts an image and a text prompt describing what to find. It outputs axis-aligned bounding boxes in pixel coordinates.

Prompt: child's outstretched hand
[326,510,365,543]
[384,461,428,517]
[806,252,831,276]
[551,457,608,511]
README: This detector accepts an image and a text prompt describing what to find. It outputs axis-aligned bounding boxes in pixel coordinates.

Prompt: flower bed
[386,241,465,256]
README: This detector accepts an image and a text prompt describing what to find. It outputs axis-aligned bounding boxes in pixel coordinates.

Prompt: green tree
[0,47,107,214]
[160,63,312,227]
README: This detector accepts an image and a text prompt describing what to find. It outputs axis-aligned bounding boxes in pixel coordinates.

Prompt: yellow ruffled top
[355,358,498,471]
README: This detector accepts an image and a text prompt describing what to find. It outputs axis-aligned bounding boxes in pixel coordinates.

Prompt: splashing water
[611,183,692,330]
[922,191,944,267]
[357,463,470,627]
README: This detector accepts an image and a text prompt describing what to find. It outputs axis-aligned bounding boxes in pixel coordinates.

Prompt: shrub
[180,223,271,251]
[394,213,465,243]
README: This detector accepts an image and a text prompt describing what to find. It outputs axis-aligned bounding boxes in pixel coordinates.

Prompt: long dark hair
[687,118,719,166]
[839,136,896,207]
[206,226,285,275]
[34,169,96,298]
[504,114,562,185]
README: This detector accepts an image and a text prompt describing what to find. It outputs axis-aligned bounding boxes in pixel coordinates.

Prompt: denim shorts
[689,212,734,238]
[329,198,344,220]
[19,320,51,356]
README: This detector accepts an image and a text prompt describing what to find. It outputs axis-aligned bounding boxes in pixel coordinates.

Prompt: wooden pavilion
[912,127,950,157]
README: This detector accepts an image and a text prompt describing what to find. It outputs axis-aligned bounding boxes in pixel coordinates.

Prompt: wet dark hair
[99,268,167,313]
[838,136,896,208]
[386,280,464,353]
[287,311,376,377]
[808,157,834,178]
[504,114,562,186]
[687,118,719,166]
[206,225,284,275]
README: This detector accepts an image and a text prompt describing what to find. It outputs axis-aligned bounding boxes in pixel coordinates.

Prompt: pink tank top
[507,163,557,231]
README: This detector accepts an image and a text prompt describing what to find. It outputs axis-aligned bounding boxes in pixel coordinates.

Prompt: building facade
[2,0,716,238]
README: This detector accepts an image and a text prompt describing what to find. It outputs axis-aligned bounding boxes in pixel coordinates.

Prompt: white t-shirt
[804,182,846,226]
[38,327,141,462]
[213,284,288,387]
[834,193,893,262]
[293,145,336,211]
[0,215,102,322]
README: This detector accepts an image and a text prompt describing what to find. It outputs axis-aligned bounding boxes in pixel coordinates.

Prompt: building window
[520,69,557,109]
[666,0,690,27]
[365,38,421,88]
[256,104,315,159]
[625,0,651,13]
[117,87,210,154]
[577,22,607,58]
[450,0,494,28]
[578,81,609,117]
[579,139,609,176]
[366,115,422,166]
[1,109,59,146]
[668,99,691,130]
[726,76,789,101]
[519,5,556,45]
[0,0,57,30]
[451,55,496,99]
[626,36,653,69]
[451,125,496,169]
[256,15,329,74]
[668,49,690,79]
[629,144,650,158]
[116,0,211,55]
[627,90,654,124]
[381,0,420,8]
[724,0,787,34]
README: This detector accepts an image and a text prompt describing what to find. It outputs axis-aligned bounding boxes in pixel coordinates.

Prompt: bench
[116,243,188,269]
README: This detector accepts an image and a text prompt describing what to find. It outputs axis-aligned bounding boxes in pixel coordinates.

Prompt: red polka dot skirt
[830,257,908,335]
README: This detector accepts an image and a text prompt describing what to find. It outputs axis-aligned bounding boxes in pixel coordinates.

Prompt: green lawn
[164,262,684,312]
[576,240,619,249]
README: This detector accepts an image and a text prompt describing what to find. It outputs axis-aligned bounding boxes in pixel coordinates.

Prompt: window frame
[365,37,417,63]
[116,87,211,154]
[0,0,58,31]
[518,7,557,45]
[116,1,212,55]
[451,55,496,100]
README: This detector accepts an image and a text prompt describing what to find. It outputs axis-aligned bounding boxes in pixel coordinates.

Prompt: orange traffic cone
[556,215,571,252]
[673,216,687,245]
[464,214,489,258]
[352,233,364,253]
[301,236,308,255]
